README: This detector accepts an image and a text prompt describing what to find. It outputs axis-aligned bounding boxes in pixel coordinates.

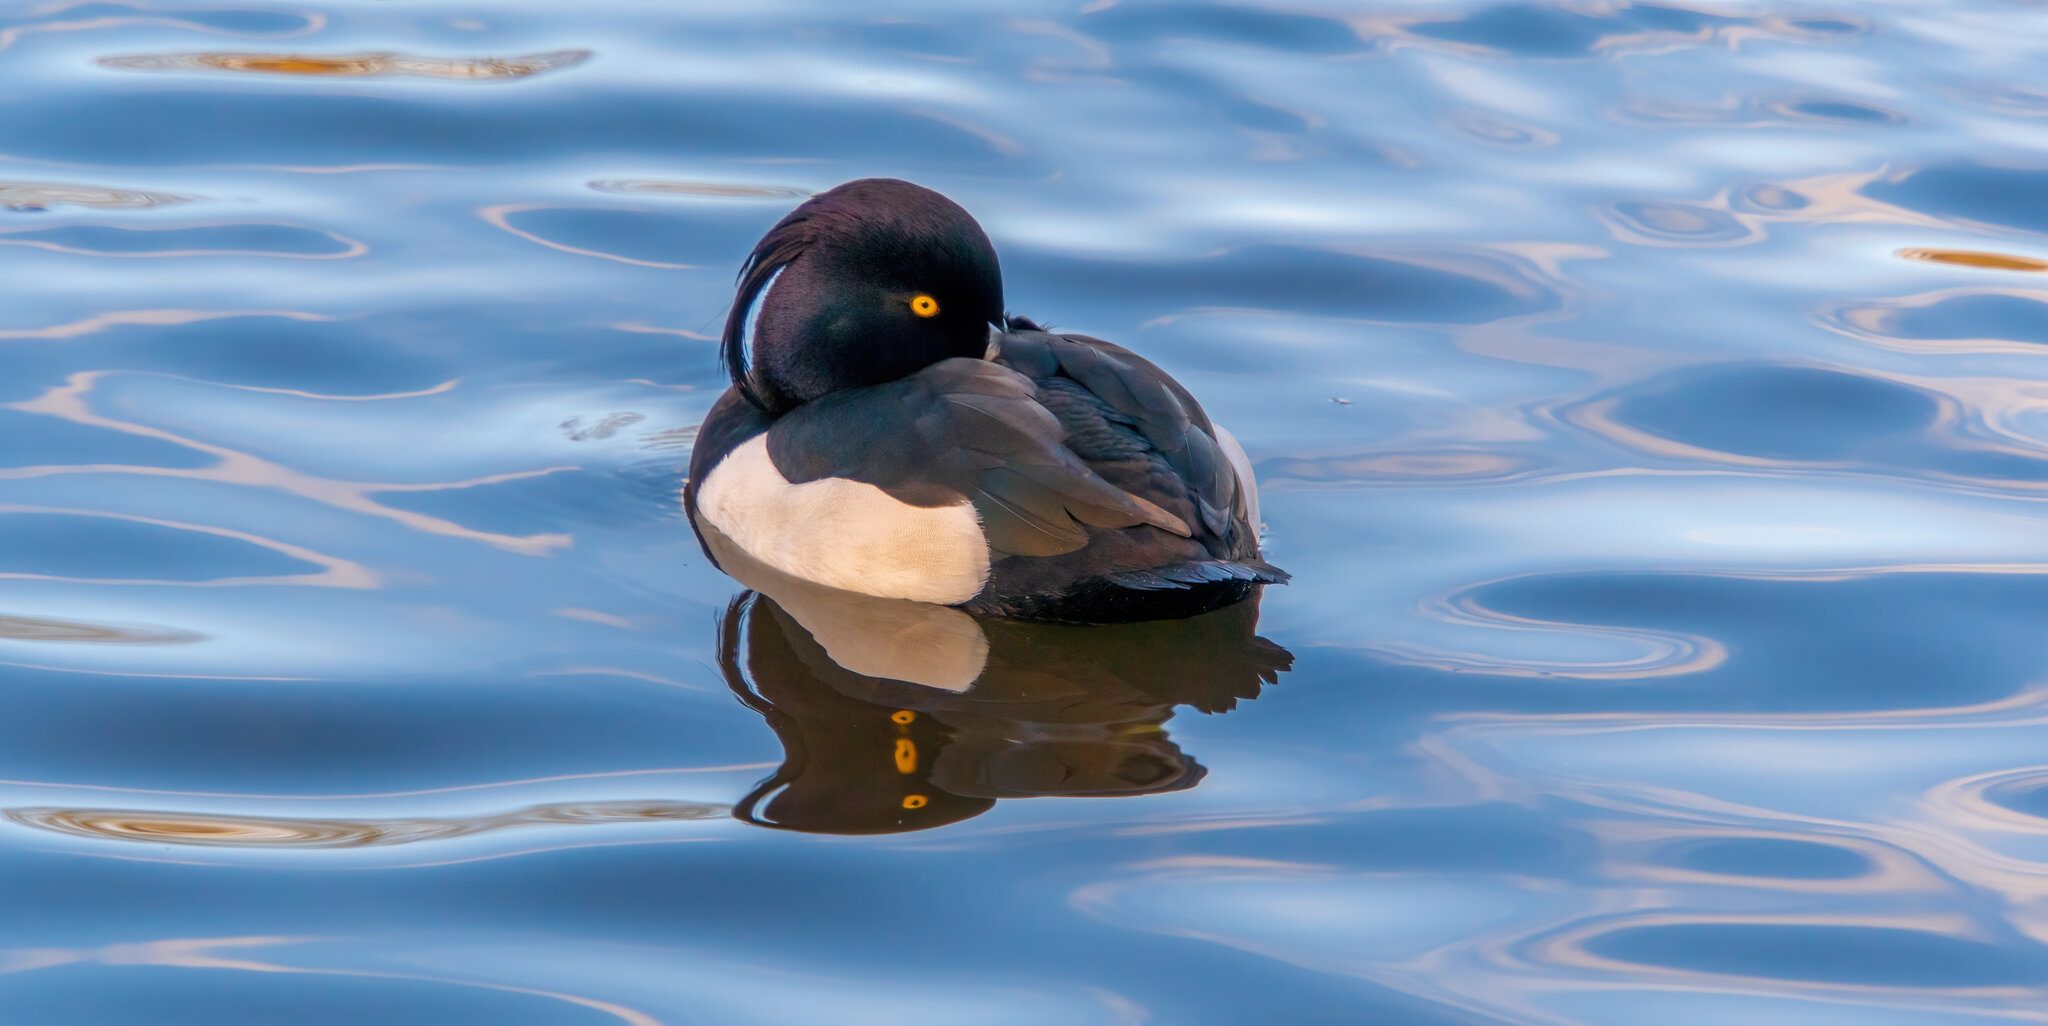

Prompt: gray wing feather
[976,467,1089,556]
[1019,331,1253,550]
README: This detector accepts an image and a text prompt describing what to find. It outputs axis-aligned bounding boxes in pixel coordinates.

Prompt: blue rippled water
[4,1,2048,1022]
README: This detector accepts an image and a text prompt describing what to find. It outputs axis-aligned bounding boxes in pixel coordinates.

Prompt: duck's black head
[722,178,1003,412]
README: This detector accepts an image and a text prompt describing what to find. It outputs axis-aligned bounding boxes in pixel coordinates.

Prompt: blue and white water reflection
[3,0,2048,1022]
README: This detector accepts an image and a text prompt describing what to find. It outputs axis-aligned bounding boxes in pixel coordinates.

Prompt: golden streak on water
[7,800,725,848]
[1897,248,2048,273]
[95,49,592,80]
[0,181,192,211]
[0,613,200,645]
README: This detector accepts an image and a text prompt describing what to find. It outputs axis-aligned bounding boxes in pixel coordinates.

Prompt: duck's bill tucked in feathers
[720,179,1003,414]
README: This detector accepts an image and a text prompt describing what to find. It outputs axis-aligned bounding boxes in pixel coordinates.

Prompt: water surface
[4,1,2048,1022]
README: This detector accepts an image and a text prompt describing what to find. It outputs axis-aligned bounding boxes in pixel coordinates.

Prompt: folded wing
[765,357,1192,559]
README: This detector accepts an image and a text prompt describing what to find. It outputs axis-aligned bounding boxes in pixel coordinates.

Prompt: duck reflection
[706,530,1291,834]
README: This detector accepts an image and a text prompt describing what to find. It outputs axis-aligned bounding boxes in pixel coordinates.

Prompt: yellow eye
[910,294,939,318]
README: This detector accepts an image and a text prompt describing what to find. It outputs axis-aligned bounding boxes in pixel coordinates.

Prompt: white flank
[1213,424,1261,530]
[697,435,991,605]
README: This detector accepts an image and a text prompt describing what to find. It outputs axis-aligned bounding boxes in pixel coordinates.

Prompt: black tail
[969,561,1286,623]
[1104,558,1290,592]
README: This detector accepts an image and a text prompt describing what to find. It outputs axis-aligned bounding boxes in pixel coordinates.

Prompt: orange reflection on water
[97,49,591,81]
[1899,248,2048,273]
[7,799,724,849]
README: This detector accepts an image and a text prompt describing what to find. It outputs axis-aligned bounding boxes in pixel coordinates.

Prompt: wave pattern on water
[96,49,592,80]
[7,799,724,849]
[4,0,2048,1023]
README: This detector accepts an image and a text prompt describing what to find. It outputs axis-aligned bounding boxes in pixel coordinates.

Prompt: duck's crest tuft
[723,209,814,411]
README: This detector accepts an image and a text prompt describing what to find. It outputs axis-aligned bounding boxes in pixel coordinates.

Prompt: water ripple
[1650,835,1874,882]
[477,203,698,269]
[1827,287,2048,354]
[1569,363,1941,464]
[587,179,809,199]
[97,49,592,81]
[5,0,2048,1021]
[0,180,192,211]
[1398,3,1848,59]
[0,4,320,56]
[7,799,724,849]
[1559,917,2048,989]
[1863,162,2048,237]
[0,221,366,259]
[1599,200,1757,247]
[0,612,199,644]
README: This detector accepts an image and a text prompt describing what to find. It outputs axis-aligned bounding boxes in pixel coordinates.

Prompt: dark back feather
[994,328,1254,559]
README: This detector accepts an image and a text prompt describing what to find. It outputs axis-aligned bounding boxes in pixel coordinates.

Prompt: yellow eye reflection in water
[901,795,929,810]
